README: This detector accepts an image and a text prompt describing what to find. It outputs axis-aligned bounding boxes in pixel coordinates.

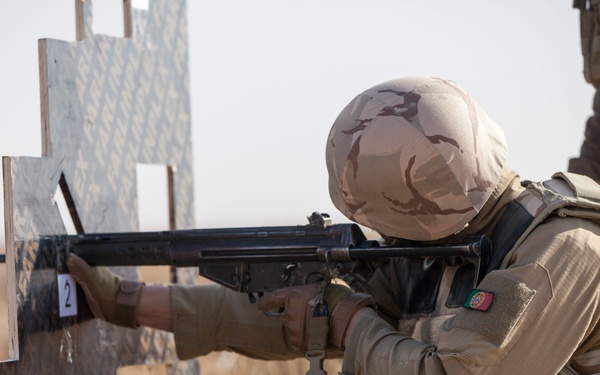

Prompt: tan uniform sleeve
[341,217,600,374]
[170,283,301,361]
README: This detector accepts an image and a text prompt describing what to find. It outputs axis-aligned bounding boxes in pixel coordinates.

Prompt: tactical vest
[386,172,600,373]
[506,172,600,375]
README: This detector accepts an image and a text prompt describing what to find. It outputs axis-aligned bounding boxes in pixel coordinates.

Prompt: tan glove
[256,282,374,352]
[66,253,144,328]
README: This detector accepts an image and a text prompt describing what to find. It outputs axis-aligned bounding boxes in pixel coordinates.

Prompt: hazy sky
[0,1,594,241]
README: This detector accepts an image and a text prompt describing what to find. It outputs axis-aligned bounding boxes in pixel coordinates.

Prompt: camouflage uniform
[170,78,600,374]
[339,169,600,374]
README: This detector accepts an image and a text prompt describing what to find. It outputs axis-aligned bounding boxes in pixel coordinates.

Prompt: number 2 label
[58,274,78,317]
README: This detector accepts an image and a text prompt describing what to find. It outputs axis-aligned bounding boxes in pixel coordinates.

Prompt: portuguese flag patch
[464,289,494,311]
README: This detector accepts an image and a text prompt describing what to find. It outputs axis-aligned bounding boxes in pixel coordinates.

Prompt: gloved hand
[66,253,144,328]
[256,282,375,352]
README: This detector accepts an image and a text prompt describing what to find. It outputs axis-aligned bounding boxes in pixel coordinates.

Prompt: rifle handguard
[329,293,376,350]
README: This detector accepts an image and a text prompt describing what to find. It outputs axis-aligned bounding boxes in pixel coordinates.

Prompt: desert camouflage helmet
[326,77,507,241]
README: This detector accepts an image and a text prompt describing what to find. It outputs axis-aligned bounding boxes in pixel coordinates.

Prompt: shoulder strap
[499,172,600,269]
[486,200,534,273]
[553,171,600,201]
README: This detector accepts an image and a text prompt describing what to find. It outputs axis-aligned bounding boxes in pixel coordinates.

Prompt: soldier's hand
[66,253,144,328]
[256,283,356,353]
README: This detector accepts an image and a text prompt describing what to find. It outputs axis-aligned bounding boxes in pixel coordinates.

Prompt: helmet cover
[326,77,507,241]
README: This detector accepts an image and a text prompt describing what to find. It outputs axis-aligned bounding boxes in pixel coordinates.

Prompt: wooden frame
[0,0,197,372]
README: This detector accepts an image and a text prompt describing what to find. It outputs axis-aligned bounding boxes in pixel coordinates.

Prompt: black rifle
[66,212,491,299]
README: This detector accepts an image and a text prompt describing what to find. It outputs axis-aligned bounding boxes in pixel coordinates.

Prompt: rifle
[66,212,491,300]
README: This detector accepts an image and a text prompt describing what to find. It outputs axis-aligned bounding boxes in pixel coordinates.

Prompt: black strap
[486,199,535,273]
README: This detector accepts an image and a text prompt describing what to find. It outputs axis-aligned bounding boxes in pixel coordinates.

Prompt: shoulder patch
[464,289,494,311]
[450,264,547,348]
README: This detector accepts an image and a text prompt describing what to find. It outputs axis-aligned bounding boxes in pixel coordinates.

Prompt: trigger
[247,292,264,304]
[247,293,257,304]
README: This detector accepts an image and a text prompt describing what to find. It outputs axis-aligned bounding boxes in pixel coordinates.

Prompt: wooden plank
[0,0,199,373]
[0,262,8,360]
[1,157,18,362]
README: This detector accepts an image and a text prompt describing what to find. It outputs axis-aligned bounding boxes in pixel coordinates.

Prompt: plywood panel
[0,0,198,373]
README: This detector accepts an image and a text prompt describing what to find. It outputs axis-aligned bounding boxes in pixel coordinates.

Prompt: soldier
[570,0,600,181]
[68,77,600,374]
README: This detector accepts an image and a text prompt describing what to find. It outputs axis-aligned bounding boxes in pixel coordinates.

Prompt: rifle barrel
[68,224,360,267]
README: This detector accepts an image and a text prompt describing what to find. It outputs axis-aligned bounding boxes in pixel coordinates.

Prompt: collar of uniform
[456,167,524,239]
